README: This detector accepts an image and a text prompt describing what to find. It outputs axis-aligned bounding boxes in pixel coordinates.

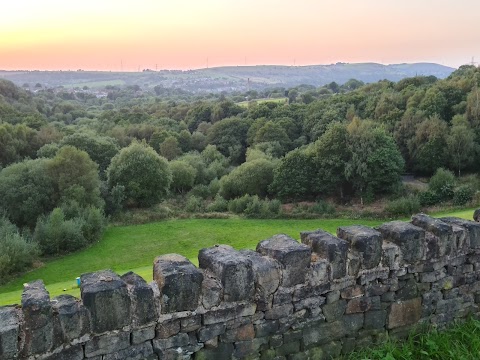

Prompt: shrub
[309,200,336,215]
[207,195,228,212]
[385,196,421,217]
[189,184,212,199]
[419,190,441,206]
[453,185,475,206]
[0,217,39,282]
[33,206,106,255]
[228,195,253,214]
[429,168,455,201]
[185,195,204,213]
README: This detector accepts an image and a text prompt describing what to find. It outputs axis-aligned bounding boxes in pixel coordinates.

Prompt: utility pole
[471,57,478,66]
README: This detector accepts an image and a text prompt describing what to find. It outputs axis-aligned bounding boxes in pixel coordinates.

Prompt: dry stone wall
[2,213,480,360]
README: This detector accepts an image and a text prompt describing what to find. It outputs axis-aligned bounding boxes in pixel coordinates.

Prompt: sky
[1,0,479,71]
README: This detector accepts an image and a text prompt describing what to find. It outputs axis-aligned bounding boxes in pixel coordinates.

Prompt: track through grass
[0,209,474,305]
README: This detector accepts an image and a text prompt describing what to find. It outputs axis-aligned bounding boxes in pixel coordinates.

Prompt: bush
[207,195,228,212]
[419,190,441,206]
[0,217,39,282]
[33,206,106,255]
[228,195,252,214]
[185,195,204,213]
[309,200,336,215]
[453,185,475,206]
[227,195,281,218]
[189,184,212,199]
[385,195,421,217]
[429,168,455,201]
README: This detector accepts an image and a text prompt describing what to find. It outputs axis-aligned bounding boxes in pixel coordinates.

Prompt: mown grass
[344,317,480,360]
[0,209,474,305]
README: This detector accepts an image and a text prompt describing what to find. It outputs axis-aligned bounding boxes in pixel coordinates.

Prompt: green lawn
[0,209,474,305]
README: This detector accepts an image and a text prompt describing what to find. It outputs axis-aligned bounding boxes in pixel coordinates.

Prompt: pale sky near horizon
[1,0,479,71]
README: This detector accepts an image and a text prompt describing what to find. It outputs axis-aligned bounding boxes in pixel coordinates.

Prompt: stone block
[382,242,402,270]
[84,331,130,358]
[308,259,330,286]
[0,306,19,359]
[81,270,131,333]
[193,342,234,360]
[265,304,293,320]
[387,298,422,329]
[220,324,255,342]
[345,298,371,314]
[199,245,253,302]
[121,271,157,325]
[197,323,226,342]
[303,320,345,348]
[411,214,452,256]
[51,295,90,343]
[181,314,201,332]
[337,225,382,269]
[342,313,364,331]
[156,319,180,339]
[21,280,53,356]
[301,229,348,279]
[131,325,155,344]
[152,332,190,351]
[42,344,84,360]
[323,300,347,322]
[377,221,425,263]
[154,254,203,313]
[441,217,480,249]
[474,209,480,222]
[103,342,155,360]
[364,310,387,330]
[256,234,311,287]
[202,303,256,325]
[240,250,281,299]
[200,272,222,309]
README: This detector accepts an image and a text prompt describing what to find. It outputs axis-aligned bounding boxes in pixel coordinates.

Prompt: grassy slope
[0,209,473,305]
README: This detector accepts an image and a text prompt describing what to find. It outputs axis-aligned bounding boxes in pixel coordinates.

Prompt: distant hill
[0,63,455,92]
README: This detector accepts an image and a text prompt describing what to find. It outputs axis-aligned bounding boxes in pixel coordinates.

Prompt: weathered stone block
[303,320,346,348]
[308,259,330,286]
[202,303,256,325]
[131,325,155,344]
[193,342,234,360]
[152,332,190,351]
[200,272,222,309]
[441,217,480,249]
[0,306,19,359]
[411,214,452,256]
[377,221,425,263]
[337,225,382,269]
[199,245,253,302]
[323,299,347,322]
[51,295,90,344]
[387,298,422,329]
[84,331,130,358]
[21,280,53,356]
[382,242,402,270]
[301,229,348,279]
[342,313,364,331]
[474,209,480,222]
[197,323,226,342]
[240,250,281,299]
[364,310,387,330]
[256,234,311,287]
[41,344,84,360]
[103,342,156,360]
[220,324,255,342]
[121,271,156,325]
[156,319,180,339]
[154,254,203,313]
[81,270,131,334]
[181,314,201,332]
[346,297,371,314]
[265,304,293,320]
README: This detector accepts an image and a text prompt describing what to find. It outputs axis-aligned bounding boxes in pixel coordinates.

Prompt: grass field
[0,209,474,305]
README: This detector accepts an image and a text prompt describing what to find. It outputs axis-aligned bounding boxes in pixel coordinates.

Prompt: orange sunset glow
[1,0,479,71]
